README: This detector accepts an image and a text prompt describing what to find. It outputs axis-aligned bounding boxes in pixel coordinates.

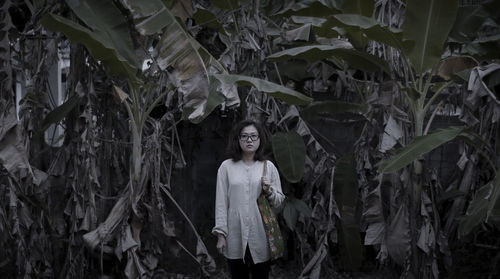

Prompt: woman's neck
[241,152,255,164]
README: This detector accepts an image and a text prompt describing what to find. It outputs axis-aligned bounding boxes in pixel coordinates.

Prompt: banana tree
[334,0,500,277]
[6,0,500,278]
[38,0,238,276]
[261,0,500,277]
[38,0,316,277]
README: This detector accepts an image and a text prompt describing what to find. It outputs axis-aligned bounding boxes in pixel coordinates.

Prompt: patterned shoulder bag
[257,160,284,260]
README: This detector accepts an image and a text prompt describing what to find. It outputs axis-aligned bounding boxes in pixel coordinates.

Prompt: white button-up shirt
[212,159,285,263]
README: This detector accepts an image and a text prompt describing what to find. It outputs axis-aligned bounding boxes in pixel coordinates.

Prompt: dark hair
[227,119,268,161]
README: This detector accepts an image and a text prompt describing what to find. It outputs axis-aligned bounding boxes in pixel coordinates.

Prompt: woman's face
[239,125,260,155]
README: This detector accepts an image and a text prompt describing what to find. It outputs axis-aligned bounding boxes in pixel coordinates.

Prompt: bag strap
[262,160,267,177]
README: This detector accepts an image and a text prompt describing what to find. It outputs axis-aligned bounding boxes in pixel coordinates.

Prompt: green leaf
[405,87,421,101]
[41,13,138,82]
[193,6,226,34]
[378,126,465,173]
[449,5,488,43]
[276,0,341,17]
[210,0,238,10]
[483,0,500,18]
[458,168,500,236]
[320,15,368,48]
[330,48,391,74]
[65,0,139,68]
[458,181,491,238]
[463,34,500,61]
[300,100,368,119]
[121,0,163,19]
[272,131,307,183]
[268,45,390,74]
[291,16,342,38]
[283,201,298,230]
[487,174,500,222]
[267,43,352,62]
[338,221,363,270]
[290,198,312,218]
[402,0,459,74]
[334,153,359,218]
[284,24,314,42]
[438,189,466,203]
[333,14,413,51]
[211,74,313,105]
[41,94,81,132]
[456,129,496,161]
[453,68,472,82]
[276,60,315,81]
[340,0,373,17]
[334,153,363,270]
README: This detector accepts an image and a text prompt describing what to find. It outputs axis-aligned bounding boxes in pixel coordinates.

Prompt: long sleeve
[265,161,285,208]
[212,164,228,237]
[212,159,281,263]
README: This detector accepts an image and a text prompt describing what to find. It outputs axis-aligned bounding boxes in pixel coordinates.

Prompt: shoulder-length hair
[227,119,268,162]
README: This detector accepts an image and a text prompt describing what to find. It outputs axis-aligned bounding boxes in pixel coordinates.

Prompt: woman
[212,120,285,279]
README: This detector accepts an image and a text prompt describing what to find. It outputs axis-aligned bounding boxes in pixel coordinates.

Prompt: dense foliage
[1,0,499,278]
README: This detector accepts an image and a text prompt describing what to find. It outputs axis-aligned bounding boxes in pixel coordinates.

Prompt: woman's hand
[261,176,271,195]
[216,234,226,254]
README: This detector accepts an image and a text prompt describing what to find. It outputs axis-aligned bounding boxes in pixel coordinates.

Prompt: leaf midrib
[420,0,435,71]
[286,136,297,176]
[381,128,462,172]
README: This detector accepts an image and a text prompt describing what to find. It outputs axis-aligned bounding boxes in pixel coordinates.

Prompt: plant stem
[423,100,443,135]
[423,81,453,115]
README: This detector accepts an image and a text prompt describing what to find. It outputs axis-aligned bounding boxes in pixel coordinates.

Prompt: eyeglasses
[239,134,259,141]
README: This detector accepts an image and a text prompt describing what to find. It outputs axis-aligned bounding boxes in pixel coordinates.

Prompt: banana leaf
[192,6,226,34]
[449,5,488,43]
[276,0,341,17]
[122,0,240,123]
[267,43,353,62]
[282,197,312,231]
[268,45,390,74]
[334,153,363,270]
[65,0,139,68]
[331,48,391,74]
[457,179,495,238]
[291,16,343,38]
[41,13,139,83]
[378,126,465,173]
[284,24,315,42]
[41,94,82,132]
[271,131,307,183]
[402,0,459,74]
[300,100,368,119]
[283,201,298,230]
[340,0,373,17]
[211,74,313,105]
[332,14,413,51]
[210,0,238,10]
